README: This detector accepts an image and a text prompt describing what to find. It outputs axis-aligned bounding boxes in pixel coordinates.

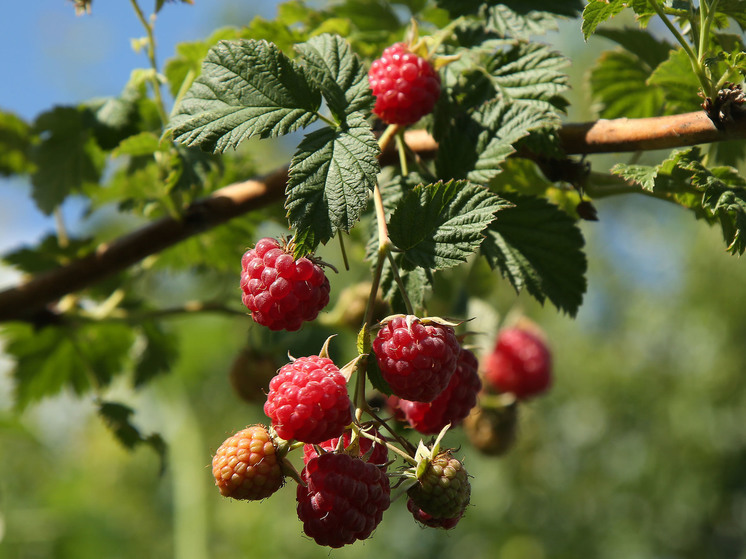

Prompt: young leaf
[582,0,627,40]
[168,39,322,153]
[29,107,106,215]
[388,180,511,271]
[295,34,373,121]
[285,113,380,255]
[481,193,587,316]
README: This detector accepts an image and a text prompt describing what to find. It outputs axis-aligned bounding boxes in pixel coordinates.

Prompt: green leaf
[438,0,583,18]
[647,48,703,113]
[0,110,34,176]
[168,39,321,153]
[461,41,570,112]
[98,401,167,474]
[365,352,393,396]
[113,131,165,157]
[5,322,134,410]
[590,50,666,119]
[582,0,627,40]
[29,107,106,215]
[611,163,660,192]
[437,99,558,182]
[595,28,672,69]
[134,321,179,387]
[3,234,94,275]
[715,0,746,31]
[388,180,510,271]
[481,193,587,316]
[294,34,373,121]
[285,113,380,255]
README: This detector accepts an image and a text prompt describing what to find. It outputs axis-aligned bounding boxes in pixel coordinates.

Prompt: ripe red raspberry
[407,450,470,520]
[372,315,460,402]
[407,497,462,530]
[211,425,285,501]
[240,237,330,331]
[368,42,441,125]
[394,348,482,434]
[296,453,390,548]
[484,327,552,399]
[263,355,352,444]
[303,426,389,468]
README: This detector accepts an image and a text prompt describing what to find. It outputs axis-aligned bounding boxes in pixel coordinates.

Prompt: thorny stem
[129,0,169,125]
[698,0,720,96]
[386,251,414,315]
[364,405,418,455]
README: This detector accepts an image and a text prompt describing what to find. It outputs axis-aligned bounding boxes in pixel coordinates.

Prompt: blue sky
[0,1,275,285]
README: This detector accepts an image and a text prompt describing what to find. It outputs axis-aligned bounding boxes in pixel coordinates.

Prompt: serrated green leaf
[295,34,373,121]
[168,39,321,153]
[481,193,587,316]
[29,107,106,215]
[484,5,558,38]
[647,48,703,113]
[611,163,660,191]
[582,0,627,40]
[285,114,380,255]
[438,0,583,18]
[437,99,558,182]
[388,180,510,271]
[590,50,666,119]
[6,322,134,410]
[0,110,34,176]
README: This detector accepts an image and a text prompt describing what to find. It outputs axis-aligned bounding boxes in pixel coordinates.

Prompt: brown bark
[0,110,744,323]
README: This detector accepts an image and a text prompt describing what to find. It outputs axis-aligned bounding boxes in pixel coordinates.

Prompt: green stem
[395,129,409,176]
[54,207,69,249]
[385,251,413,315]
[129,0,169,125]
[649,0,712,96]
[316,112,339,128]
[357,428,417,465]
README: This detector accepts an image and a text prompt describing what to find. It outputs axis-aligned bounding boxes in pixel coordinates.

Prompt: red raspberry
[372,315,460,402]
[407,497,462,530]
[484,327,552,399]
[296,453,390,548]
[394,348,482,434]
[368,42,441,125]
[263,355,352,443]
[240,237,330,331]
[211,425,285,500]
[303,426,389,468]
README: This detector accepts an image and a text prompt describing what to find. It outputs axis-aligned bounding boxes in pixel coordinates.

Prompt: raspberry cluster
[368,42,441,125]
[240,238,330,331]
